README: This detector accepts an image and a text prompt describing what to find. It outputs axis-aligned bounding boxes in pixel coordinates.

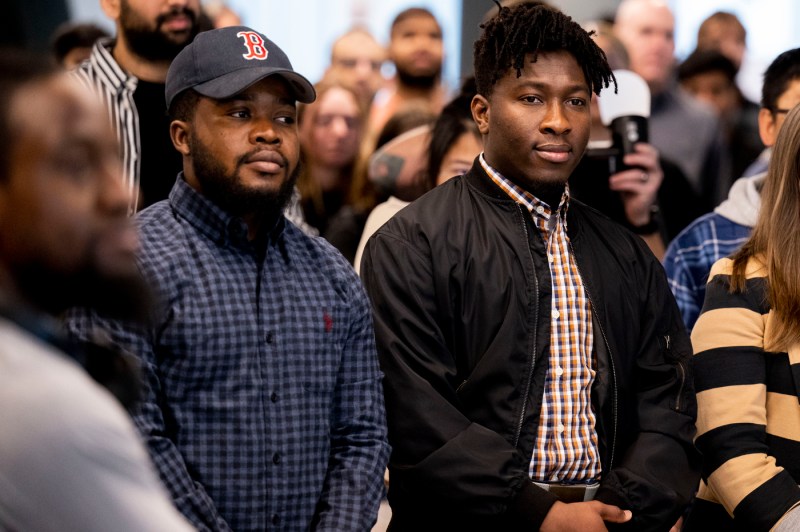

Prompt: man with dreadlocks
[361,3,699,531]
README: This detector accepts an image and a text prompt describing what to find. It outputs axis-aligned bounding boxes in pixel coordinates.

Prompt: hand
[541,500,632,532]
[608,143,663,227]
[669,515,684,532]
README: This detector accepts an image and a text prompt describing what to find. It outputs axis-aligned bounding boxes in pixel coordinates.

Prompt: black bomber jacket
[361,161,700,531]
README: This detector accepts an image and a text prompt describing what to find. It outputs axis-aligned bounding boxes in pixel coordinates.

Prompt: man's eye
[521,95,541,104]
[567,98,587,107]
[276,116,295,125]
[230,110,250,118]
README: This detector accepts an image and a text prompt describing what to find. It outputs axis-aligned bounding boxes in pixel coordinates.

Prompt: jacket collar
[87,38,138,95]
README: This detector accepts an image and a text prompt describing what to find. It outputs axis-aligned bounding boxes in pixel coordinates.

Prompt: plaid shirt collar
[479,154,570,228]
[166,175,285,249]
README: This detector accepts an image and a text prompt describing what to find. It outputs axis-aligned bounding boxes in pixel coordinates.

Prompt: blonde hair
[731,105,800,351]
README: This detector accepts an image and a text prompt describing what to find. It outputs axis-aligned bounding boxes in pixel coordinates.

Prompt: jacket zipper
[569,241,618,471]
[668,335,687,412]
[514,204,540,448]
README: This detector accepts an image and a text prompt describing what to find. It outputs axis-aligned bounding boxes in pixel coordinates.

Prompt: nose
[540,101,571,135]
[329,116,351,139]
[250,117,281,145]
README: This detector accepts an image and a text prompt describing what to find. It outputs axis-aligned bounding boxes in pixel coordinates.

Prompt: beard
[119,0,198,62]
[12,256,153,323]
[189,131,300,227]
[396,63,441,89]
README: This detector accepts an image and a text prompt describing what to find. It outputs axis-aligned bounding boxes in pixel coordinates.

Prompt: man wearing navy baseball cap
[66,26,389,531]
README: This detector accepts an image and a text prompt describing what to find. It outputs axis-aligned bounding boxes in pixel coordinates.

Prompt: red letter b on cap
[237,31,269,60]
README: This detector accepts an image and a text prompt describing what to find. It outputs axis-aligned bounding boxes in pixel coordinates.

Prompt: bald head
[615,0,676,94]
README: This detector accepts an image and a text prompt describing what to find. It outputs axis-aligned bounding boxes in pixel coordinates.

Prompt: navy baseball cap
[165,26,316,109]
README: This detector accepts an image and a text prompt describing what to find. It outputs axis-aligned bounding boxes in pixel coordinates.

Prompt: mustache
[238,149,290,169]
[156,6,197,28]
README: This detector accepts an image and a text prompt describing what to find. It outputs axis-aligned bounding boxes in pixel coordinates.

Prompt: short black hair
[678,49,738,84]
[168,88,201,122]
[50,22,109,64]
[473,2,614,98]
[390,7,438,36]
[762,48,800,112]
[0,48,58,182]
[426,77,478,187]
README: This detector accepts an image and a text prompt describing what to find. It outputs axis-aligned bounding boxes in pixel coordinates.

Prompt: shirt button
[271,392,278,403]
[551,309,560,319]
[272,453,281,464]
[536,206,545,214]
[548,254,554,263]
[266,332,274,344]
[272,514,280,525]
[557,424,565,433]
[555,366,564,377]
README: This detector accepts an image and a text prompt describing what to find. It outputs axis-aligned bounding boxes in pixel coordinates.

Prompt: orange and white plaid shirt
[480,155,601,483]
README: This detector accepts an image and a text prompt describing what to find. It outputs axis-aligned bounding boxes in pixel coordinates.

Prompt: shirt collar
[479,153,570,221]
[89,38,138,93]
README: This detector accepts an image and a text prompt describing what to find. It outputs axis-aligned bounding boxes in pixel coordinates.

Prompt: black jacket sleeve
[593,246,701,531]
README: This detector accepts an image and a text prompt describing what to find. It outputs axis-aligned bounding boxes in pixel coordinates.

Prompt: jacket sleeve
[64,309,232,532]
[593,247,701,531]
[361,231,558,530]
[690,258,800,531]
[312,278,391,531]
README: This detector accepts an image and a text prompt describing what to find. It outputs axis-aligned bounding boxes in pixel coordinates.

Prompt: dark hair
[762,48,800,112]
[390,7,438,36]
[426,77,479,186]
[678,49,738,83]
[0,48,58,182]
[473,2,614,98]
[168,88,201,122]
[49,22,109,65]
[697,11,746,45]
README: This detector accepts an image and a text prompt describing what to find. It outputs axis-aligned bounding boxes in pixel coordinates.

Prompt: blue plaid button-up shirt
[66,176,389,531]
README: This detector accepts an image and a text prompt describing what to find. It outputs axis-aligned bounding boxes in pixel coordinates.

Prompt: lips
[243,150,285,174]
[535,144,571,163]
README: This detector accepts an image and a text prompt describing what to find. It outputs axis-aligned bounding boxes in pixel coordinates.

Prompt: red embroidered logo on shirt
[323,312,333,333]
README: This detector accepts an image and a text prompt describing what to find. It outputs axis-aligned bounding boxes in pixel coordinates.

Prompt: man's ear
[758,107,778,147]
[471,94,490,136]
[170,120,192,156]
[100,0,121,21]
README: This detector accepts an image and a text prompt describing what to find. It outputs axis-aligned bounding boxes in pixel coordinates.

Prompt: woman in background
[686,105,800,531]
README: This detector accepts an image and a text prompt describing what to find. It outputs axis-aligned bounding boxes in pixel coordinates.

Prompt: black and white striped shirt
[73,39,141,213]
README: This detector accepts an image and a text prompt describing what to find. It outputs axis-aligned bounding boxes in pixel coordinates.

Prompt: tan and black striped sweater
[688,257,800,531]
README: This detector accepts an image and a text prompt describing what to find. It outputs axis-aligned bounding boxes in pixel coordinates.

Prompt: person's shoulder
[708,255,766,282]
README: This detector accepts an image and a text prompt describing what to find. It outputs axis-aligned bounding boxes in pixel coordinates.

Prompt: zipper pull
[664,334,671,351]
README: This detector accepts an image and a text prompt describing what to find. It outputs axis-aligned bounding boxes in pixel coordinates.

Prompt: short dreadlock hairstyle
[473,2,615,98]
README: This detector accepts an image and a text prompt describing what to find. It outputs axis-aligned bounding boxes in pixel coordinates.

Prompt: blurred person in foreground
[362,3,699,530]
[65,26,389,531]
[686,104,800,531]
[664,48,800,332]
[0,49,192,532]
